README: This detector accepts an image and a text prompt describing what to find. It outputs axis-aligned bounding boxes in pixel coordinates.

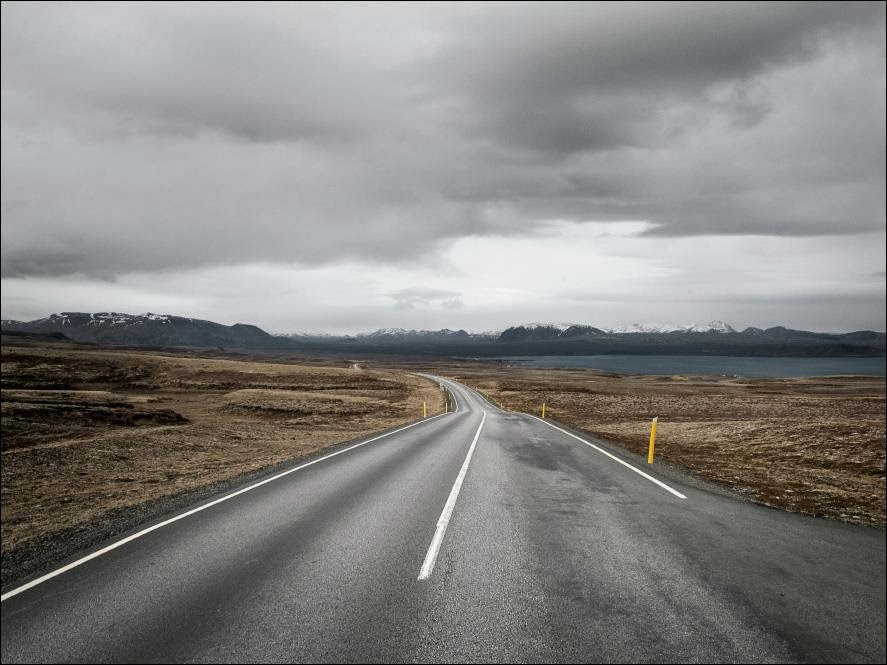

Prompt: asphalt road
[2,376,884,663]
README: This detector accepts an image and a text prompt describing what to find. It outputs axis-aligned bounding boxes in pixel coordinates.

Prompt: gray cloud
[0,4,401,143]
[1,2,884,282]
[421,2,879,149]
[442,298,464,310]
[388,288,463,310]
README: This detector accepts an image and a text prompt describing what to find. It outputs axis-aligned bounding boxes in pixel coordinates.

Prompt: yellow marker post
[647,417,658,464]
[424,401,427,418]
[445,399,448,414]
[541,402,546,419]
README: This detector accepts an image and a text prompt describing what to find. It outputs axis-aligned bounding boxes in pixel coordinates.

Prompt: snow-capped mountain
[606,320,736,334]
[282,331,336,339]
[497,321,737,342]
[362,328,413,337]
[605,322,684,334]
[682,320,736,333]
[520,322,582,332]
[1,312,278,348]
[26,312,177,327]
[357,328,474,340]
[3,315,882,356]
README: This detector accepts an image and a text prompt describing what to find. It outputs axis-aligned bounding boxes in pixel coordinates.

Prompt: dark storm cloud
[432,2,870,95]
[422,2,879,152]
[1,2,884,279]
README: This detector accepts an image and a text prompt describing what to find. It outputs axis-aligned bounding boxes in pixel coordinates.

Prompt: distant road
[2,377,884,663]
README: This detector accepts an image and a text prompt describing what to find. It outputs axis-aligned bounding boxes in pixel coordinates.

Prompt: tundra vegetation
[1,335,443,581]
[430,361,885,526]
[2,336,883,587]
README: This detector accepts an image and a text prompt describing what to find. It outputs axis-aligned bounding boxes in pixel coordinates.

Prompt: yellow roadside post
[424,401,427,418]
[541,402,546,419]
[647,417,658,464]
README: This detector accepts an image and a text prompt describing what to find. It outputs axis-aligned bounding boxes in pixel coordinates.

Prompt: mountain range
[0,312,284,349]
[2,312,884,357]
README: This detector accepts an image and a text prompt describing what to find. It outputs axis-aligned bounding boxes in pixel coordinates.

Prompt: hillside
[0,313,284,349]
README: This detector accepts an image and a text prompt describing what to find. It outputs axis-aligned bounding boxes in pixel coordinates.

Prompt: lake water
[490,355,886,378]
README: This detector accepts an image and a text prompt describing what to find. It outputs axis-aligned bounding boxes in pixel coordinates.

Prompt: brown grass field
[2,337,883,578]
[1,337,443,556]
[418,360,885,526]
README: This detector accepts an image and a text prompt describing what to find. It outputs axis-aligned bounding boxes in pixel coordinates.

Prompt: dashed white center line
[418,411,487,581]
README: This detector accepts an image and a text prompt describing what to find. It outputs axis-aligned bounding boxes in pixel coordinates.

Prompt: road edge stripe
[530,416,687,499]
[2,411,452,602]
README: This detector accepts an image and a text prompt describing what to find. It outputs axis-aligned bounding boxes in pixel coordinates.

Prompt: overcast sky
[2,2,885,334]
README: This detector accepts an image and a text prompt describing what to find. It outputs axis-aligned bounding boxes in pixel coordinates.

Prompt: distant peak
[358,327,472,338]
[519,322,580,332]
[139,313,171,323]
[607,321,736,334]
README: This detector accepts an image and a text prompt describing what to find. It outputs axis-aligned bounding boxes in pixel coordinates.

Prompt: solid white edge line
[417,411,487,581]
[530,416,687,499]
[1,411,453,603]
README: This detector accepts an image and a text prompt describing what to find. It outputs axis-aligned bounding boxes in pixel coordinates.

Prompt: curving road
[2,376,884,663]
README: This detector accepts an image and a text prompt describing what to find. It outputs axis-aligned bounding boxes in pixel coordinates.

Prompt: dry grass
[1,337,443,553]
[410,361,885,525]
[2,338,882,557]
